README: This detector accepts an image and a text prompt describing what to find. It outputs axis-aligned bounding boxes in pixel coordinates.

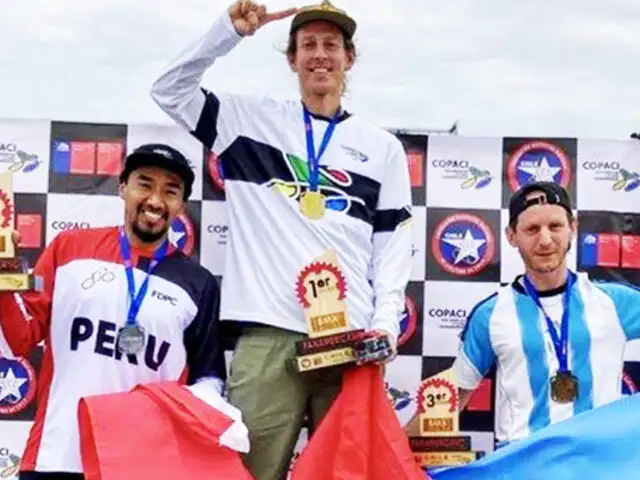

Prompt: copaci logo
[0,446,21,479]
[0,143,41,173]
[431,158,492,190]
[582,159,640,192]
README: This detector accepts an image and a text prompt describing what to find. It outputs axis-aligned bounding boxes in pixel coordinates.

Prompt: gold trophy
[291,249,391,372]
[0,172,39,291]
[408,368,484,468]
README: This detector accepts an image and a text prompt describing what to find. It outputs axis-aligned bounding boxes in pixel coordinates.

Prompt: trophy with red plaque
[0,172,39,292]
[291,249,392,372]
[408,368,484,468]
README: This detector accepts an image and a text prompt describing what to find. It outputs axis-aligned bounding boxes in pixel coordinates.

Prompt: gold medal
[550,371,578,403]
[300,191,325,219]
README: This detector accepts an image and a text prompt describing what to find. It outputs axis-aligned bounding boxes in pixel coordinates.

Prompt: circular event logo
[170,213,195,256]
[506,140,572,192]
[207,151,225,191]
[431,213,496,276]
[0,357,37,415]
[398,296,417,346]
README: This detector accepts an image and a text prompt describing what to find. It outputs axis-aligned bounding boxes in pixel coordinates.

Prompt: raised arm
[150,1,297,151]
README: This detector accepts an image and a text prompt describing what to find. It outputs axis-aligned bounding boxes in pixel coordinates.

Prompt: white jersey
[0,227,226,474]
[150,12,413,342]
[454,271,640,443]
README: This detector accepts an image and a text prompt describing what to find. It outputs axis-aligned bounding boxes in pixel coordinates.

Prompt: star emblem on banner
[0,367,26,403]
[442,230,486,264]
[518,157,561,182]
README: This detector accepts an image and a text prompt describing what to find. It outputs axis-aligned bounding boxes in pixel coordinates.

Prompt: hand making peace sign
[228,1,298,36]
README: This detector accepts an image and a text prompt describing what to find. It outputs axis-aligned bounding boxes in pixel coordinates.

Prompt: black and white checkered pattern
[2,118,640,468]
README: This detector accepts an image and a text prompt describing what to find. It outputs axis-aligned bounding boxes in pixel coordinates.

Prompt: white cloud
[1,0,639,139]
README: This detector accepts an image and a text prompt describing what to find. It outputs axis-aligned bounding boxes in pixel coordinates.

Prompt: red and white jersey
[0,227,226,474]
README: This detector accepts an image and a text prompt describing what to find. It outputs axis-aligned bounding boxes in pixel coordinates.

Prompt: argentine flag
[430,393,640,480]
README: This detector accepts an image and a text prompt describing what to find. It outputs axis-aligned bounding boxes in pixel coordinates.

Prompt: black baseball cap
[508,181,573,226]
[120,143,194,200]
[290,0,357,39]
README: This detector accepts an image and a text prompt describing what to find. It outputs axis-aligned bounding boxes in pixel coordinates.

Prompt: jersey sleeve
[150,10,276,154]
[594,281,640,341]
[453,293,498,390]
[183,273,227,392]
[0,234,59,358]
[369,137,413,345]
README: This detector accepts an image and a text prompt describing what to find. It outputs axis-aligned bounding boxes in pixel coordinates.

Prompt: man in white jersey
[407,181,640,446]
[0,144,231,479]
[151,1,412,478]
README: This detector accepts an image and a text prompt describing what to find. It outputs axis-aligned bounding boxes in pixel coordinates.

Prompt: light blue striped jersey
[453,271,640,442]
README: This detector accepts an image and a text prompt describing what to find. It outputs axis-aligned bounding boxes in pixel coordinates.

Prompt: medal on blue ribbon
[299,105,339,220]
[523,272,578,404]
[117,228,169,355]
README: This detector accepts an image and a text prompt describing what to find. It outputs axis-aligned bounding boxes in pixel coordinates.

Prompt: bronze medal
[550,370,578,403]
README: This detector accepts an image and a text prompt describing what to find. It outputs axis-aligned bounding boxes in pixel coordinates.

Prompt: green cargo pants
[226,325,344,480]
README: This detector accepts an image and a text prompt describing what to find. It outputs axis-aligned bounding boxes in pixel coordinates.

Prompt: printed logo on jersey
[431,158,492,190]
[431,213,496,276]
[341,145,368,163]
[0,143,41,173]
[0,446,21,479]
[398,296,417,346]
[265,153,365,214]
[169,213,195,256]
[385,381,412,411]
[207,151,225,191]
[581,158,640,192]
[506,141,571,192]
[151,290,177,306]
[81,266,115,290]
[70,317,171,371]
[0,357,36,415]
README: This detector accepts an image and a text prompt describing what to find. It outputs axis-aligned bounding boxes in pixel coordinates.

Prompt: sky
[3,0,640,140]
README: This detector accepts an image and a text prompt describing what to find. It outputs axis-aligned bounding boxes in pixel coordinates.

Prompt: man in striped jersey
[151,0,412,478]
[455,181,640,446]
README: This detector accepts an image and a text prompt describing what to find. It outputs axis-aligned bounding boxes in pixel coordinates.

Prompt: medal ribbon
[118,227,169,327]
[303,105,339,193]
[522,272,575,373]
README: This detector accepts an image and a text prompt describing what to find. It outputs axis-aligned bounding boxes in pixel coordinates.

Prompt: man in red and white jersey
[0,144,229,479]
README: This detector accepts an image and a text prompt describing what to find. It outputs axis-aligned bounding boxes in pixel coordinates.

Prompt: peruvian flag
[78,381,253,480]
[290,364,427,480]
